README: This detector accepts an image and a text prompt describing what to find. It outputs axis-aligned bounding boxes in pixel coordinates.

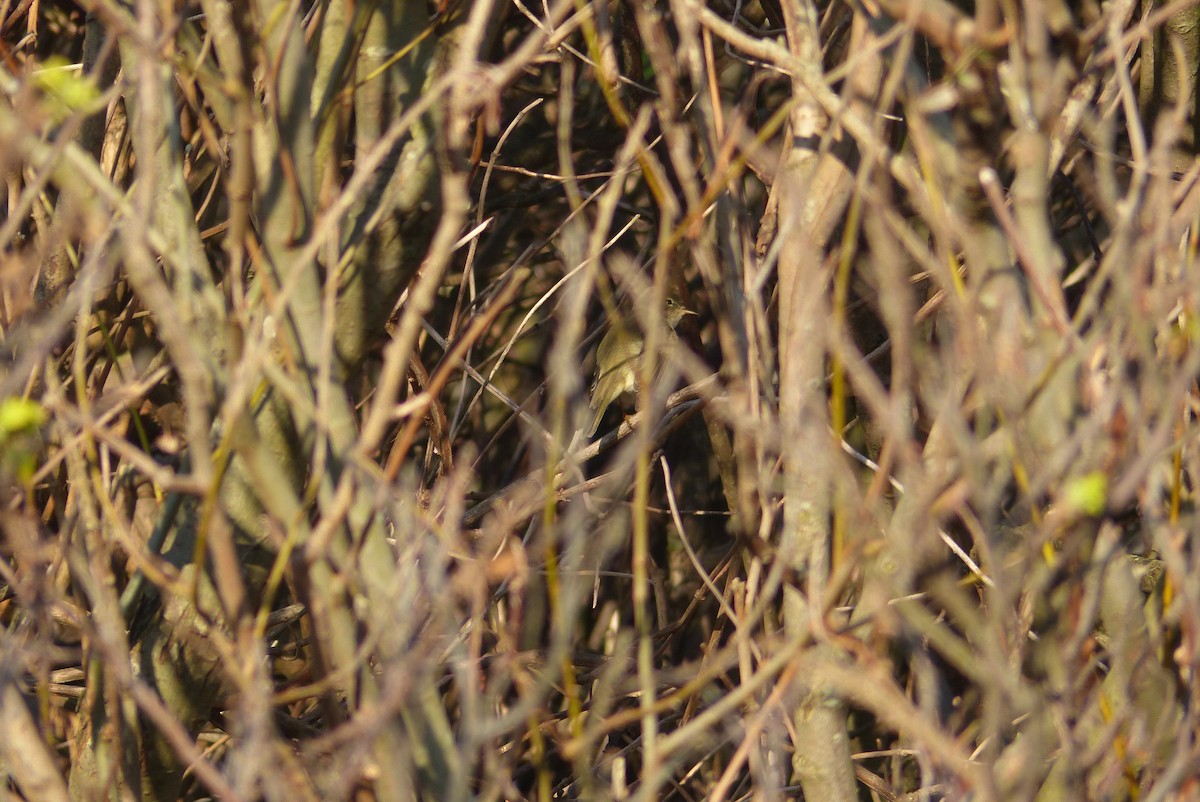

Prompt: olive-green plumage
[586,297,694,437]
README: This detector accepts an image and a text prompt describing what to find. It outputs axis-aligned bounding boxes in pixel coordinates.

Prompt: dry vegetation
[3,0,1200,799]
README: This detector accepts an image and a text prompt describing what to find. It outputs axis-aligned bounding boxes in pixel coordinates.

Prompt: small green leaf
[1064,471,1107,517]
[0,397,47,435]
[34,56,100,118]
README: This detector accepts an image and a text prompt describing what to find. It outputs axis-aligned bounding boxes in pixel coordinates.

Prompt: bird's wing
[592,331,644,394]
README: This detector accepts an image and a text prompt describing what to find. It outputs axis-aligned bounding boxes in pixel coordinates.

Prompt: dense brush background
[2,0,1200,799]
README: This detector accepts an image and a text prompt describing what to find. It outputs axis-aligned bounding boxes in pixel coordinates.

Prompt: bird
[585,296,695,437]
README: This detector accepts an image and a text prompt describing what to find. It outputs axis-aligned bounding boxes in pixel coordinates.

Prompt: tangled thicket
[2,0,1200,800]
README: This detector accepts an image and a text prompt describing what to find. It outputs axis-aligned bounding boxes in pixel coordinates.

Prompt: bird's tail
[585,405,604,438]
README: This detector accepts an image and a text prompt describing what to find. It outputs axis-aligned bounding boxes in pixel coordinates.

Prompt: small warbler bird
[586,297,695,437]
